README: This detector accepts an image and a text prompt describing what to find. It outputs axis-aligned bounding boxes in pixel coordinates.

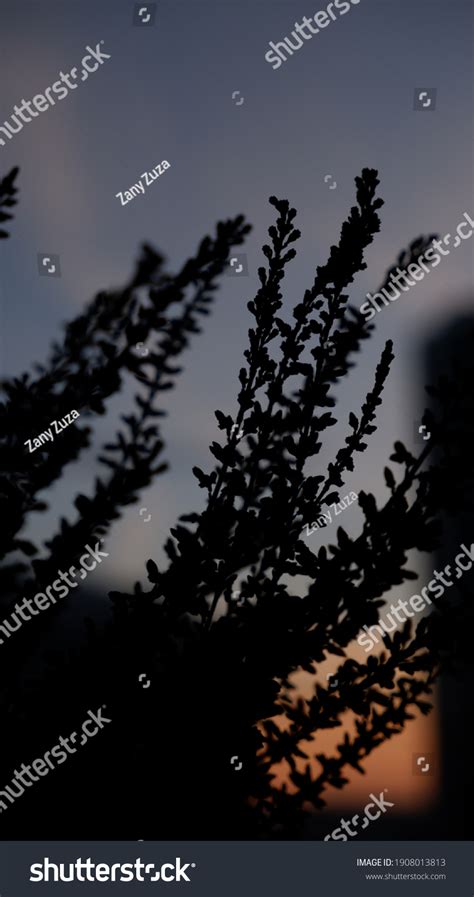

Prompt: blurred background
[0,0,472,836]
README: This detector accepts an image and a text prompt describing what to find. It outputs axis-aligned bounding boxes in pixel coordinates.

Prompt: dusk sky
[1,0,472,585]
[1,0,472,814]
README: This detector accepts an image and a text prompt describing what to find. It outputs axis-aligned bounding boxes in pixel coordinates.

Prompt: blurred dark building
[424,311,474,838]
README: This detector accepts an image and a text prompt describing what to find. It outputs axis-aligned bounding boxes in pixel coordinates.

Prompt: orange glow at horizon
[264,647,439,815]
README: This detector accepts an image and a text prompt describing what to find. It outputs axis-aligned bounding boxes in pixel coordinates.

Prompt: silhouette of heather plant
[0,166,250,591]
[0,166,471,839]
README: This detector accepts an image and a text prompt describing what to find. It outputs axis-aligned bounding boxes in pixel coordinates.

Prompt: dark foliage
[0,166,472,838]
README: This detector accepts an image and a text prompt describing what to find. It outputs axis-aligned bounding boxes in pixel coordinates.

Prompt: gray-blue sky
[1,0,472,589]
